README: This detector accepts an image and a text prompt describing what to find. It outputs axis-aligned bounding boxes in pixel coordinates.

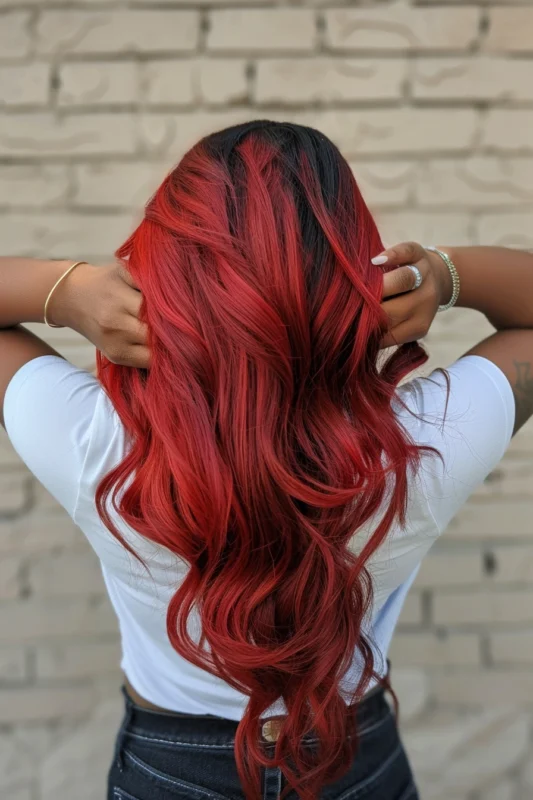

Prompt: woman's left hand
[375,241,451,349]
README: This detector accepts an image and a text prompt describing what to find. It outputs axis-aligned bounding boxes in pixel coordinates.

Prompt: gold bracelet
[43,261,87,328]
[426,247,461,313]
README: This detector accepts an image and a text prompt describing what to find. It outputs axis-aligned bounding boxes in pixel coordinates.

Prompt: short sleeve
[3,355,101,519]
[398,355,516,534]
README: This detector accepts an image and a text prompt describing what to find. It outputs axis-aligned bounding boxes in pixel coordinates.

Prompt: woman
[0,121,531,800]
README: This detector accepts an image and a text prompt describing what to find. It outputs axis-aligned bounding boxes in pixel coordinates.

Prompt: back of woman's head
[97,121,428,799]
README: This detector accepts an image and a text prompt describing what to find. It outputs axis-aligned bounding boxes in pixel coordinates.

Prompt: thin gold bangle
[43,261,87,329]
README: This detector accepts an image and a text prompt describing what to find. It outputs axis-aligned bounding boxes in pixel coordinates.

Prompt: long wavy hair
[96,121,428,799]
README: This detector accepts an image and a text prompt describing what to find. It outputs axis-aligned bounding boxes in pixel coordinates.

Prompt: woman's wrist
[427,246,454,308]
[45,261,94,331]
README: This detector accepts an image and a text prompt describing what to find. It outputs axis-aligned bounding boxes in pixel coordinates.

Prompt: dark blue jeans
[108,685,419,800]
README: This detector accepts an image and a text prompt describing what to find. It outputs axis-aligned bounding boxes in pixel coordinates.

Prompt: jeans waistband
[119,680,391,752]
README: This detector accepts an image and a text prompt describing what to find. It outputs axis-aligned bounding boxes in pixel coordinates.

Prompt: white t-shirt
[4,354,515,719]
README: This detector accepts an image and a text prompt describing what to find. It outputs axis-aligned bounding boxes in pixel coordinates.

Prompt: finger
[124,315,149,346]
[381,291,414,322]
[128,345,151,369]
[110,344,151,369]
[372,241,426,267]
[380,321,421,349]
[382,266,419,300]
[117,263,141,291]
[123,285,143,319]
[381,290,415,313]
[380,292,417,347]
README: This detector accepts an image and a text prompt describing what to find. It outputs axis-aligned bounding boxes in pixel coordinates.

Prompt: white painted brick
[1,788,32,800]
[484,779,515,800]
[58,62,138,106]
[485,8,533,53]
[297,109,478,157]
[197,59,248,105]
[255,58,406,105]
[425,307,494,343]
[490,630,533,665]
[60,343,97,370]
[40,697,123,800]
[485,545,533,584]
[393,667,431,722]
[31,482,72,513]
[144,60,195,106]
[0,473,29,516]
[0,432,23,469]
[0,64,49,106]
[421,341,477,374]
[0,511,79,554]
[0,686,96,724]
[0,213,133,259]
[73,162,164,208]
[433,589,533,625]
[28,550,104,597]
[414,157,533,208]
[390,631,480,666]
[36,641,120,679]
[483,110,533,151]
[406,709,530,795]
[415,551,483,588]
[0,165,70,208]
[0,114,136,157]
[325,7,480,52]
[375,210,471,248]
[0,555,22,599]
[0,647,27,680]
[412,57,533,102]
[0,597,117,642]
[138,109,252,156]
[508,420,533,457]
[424,0,531,3]
[0,727,58,792]
[23,324,87,347]
[398,591,423,625]
[37,11,199,55]
[524,760,533,791]
[433,670,533,705]
[448,500,533,540]
[352,161,415,209]
[473,460,533,498]
[0,12,31,59]
[138,109,477,159]
[476,213,533,249]
[207,10,316,53]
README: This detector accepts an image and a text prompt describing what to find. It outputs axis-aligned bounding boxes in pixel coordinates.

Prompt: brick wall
[1,2,533,799]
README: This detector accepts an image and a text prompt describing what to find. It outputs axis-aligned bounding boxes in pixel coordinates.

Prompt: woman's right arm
[442,246,533,435]
[379,242,533,437]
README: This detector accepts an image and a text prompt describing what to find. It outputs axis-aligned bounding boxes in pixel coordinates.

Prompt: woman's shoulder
[395,354,515,535]
[3,354,125,518]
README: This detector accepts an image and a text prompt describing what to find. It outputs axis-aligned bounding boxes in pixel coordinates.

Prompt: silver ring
[407,265,423,290]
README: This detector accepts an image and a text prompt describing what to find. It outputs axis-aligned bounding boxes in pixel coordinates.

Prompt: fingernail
[371,255,388,265]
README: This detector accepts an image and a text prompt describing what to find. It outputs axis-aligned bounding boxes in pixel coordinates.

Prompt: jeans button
[262,719,282,743]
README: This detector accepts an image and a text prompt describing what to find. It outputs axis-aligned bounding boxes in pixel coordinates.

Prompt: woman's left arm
[0,257,149,428]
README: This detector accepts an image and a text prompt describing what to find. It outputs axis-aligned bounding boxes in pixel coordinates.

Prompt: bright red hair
[96,121,428,799]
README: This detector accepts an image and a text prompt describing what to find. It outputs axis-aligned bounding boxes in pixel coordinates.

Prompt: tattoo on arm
[512,360,533,435]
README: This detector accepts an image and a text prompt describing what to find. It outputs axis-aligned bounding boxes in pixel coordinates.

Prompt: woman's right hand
[375,242,453,349]
[51,262,151,369]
